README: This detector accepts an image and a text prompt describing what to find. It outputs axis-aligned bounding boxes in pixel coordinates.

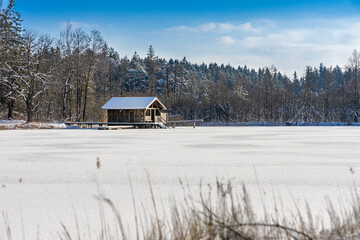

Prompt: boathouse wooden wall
[107,109,144,122]
[107,109,167,123]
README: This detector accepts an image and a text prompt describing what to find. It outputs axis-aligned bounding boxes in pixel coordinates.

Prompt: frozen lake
[0,126,360,238]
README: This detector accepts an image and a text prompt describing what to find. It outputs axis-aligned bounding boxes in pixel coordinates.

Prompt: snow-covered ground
[0,126,360,238]
[0,120,67,129]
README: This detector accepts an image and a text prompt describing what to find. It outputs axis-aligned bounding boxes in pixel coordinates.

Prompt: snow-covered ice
[0,126,360,238]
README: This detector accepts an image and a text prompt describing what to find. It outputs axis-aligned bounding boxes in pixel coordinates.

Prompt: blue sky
[5,0,360,76]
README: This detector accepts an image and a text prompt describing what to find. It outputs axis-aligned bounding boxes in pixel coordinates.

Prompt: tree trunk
[61,77,70,122]
[82,79,89,122]
[7,100,14,120]
[26,101,32,123]
[83,59,94,122]
[165,67,169,106]
[47,94,53,121]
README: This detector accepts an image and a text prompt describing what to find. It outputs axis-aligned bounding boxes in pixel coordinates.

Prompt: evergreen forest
[1,0,360,124]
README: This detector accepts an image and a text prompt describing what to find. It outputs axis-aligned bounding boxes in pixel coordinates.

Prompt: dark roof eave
[101,108,147,110]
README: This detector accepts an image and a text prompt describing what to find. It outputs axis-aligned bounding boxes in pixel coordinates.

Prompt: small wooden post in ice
[193,121,196,128]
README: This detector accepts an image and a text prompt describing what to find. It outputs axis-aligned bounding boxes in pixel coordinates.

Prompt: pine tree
[119,56,129,95]
[126,52,146,92]
[145,45,156,95]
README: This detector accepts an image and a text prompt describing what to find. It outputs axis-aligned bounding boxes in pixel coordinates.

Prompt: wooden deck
[65,122,166,129]
[98,125,134,130]
[65,116,208,129]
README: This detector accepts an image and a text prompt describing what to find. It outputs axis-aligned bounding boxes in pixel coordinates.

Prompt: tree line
[1,0,360,123]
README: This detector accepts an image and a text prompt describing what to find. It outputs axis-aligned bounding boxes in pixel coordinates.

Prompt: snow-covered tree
[347,49,360,122]
[0,0,23,119]
[17,30,52,122]
[145,45,157,94]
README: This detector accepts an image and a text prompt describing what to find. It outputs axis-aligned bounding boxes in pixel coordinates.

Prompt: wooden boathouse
[101,97,168,128]
[65,96,205,129]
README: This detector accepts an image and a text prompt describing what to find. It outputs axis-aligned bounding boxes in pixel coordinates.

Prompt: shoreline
[1,120,360,130]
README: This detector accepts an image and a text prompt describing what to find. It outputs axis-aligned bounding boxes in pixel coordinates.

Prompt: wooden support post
[193,121,196,128]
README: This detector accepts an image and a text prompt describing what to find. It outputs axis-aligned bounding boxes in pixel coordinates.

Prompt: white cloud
[198,23,217,32]
[217,23,235,33]
[167,25,192,31]
[235,22,360,74]
[218,36,236,45]
[237,22,257,32]
[167,22,260,33]
[163,18,360,75]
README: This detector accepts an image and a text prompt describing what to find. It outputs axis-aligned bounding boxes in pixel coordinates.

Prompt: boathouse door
[129,111,135,122]
[151,109,155,122]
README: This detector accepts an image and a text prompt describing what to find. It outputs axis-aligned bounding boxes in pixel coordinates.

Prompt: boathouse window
[156,109,160,116]
[146,110,150,116]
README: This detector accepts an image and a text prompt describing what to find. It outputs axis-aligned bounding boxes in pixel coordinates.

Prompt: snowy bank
[201,121,360,126]
[0,120,68,130]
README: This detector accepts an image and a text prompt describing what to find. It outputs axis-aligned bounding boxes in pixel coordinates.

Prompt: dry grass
[3,179,360,239]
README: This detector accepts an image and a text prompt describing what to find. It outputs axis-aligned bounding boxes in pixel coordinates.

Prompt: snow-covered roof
[101,97,166,110]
